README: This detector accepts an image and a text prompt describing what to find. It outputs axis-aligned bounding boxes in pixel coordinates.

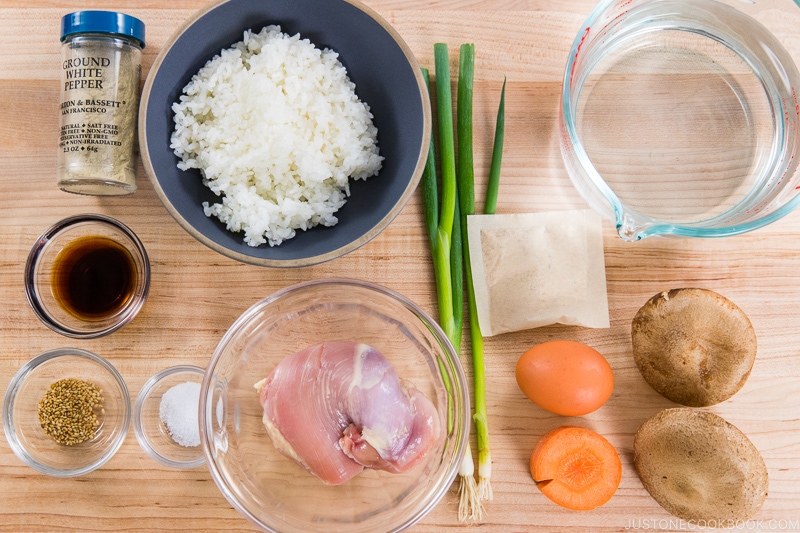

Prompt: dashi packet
[467,210,610,336]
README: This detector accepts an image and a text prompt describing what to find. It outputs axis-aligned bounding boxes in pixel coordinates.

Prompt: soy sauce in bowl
[51,235,136,320]
[25,214,150,339]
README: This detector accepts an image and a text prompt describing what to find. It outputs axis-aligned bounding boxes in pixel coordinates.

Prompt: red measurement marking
[608,9,629,37]
[569,27,591,90]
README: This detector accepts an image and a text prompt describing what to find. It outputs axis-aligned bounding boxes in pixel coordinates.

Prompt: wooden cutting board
[1,0,798,531]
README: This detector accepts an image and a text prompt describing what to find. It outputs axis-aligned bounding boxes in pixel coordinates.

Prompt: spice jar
[57,11,145,196]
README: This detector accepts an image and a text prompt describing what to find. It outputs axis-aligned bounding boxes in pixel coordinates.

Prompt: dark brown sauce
[51,235,136,320]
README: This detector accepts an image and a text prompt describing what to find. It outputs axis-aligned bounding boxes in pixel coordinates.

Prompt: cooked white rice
[170,26,383,247]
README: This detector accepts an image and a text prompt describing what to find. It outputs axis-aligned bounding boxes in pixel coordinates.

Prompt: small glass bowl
[3,348,131,477]
[24,214,150,338]
[133,365,205,469]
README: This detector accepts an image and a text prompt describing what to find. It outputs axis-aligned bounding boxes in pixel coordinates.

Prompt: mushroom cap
[631,288,757,407]
[634,408,768,523]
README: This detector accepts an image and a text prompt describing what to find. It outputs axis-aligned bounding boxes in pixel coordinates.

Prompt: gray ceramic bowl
[140,0,430,267]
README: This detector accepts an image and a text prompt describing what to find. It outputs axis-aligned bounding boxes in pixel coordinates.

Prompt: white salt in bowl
[133,365,205,469]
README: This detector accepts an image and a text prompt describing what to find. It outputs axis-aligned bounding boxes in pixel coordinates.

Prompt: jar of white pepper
[58,11,145,196]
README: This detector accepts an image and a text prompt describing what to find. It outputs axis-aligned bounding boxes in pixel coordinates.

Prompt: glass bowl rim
[2,347,131,478]
[23,213,151,338]
[199,277,470,533]
[132,364,207,469]
[559,0,800,239]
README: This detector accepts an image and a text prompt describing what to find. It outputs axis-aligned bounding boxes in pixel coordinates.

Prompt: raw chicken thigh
[256,341,440,485]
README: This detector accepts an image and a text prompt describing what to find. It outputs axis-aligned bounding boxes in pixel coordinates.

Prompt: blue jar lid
[61,11,146,49]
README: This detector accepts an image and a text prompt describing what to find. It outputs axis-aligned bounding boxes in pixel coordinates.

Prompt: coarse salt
[159,381,201,447]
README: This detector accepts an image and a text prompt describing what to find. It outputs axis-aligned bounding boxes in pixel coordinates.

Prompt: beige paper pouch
[467,209,610,336]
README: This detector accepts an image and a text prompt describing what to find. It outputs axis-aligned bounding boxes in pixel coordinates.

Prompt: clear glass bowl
[24,214,150,338]
[133,365,206,469]
[200,279,469,533]
[3,348,131,477]
[561,0,800,240]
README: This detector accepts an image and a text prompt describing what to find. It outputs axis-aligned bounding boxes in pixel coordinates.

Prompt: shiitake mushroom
[631,288,757,407]
[633,408,768,523]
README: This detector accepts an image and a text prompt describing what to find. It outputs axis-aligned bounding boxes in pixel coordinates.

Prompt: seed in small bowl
[38,378,104,446]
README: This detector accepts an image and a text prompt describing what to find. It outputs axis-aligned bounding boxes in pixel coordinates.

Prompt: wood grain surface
[2,1,800,532]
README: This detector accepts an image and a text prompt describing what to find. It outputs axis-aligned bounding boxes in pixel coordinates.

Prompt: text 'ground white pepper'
[57,11,145,196]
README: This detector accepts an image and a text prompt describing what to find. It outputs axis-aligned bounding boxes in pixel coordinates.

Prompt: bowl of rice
[140,0,430,267]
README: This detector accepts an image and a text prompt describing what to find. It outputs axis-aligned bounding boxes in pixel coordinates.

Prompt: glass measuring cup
[560,0,800,240]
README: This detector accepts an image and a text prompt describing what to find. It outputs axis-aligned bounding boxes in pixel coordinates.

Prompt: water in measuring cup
[575,0,784,225]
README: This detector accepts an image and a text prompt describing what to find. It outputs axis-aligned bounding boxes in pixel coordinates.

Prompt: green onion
[434,44,456,247]
[471,75,506,503]
[421,68,455,433]
[431,44,458,345]
[456,43,493,512]
[428,43,480,522]
[484,77,506,216]
[457,44,475,221]
[423,44,506,524]
[420,68,439,248]
[450,194,464,349]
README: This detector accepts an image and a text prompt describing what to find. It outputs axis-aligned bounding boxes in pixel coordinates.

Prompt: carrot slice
[530,426,621,510]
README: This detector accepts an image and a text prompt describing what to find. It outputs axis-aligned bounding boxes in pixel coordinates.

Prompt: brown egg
[516,340,614,416]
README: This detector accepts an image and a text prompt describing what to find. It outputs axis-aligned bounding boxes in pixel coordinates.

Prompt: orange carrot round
[530,426,622,510]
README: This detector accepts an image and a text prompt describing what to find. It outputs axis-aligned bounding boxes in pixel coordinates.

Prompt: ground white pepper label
[57,37,141,195]
[37,377,104,446]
